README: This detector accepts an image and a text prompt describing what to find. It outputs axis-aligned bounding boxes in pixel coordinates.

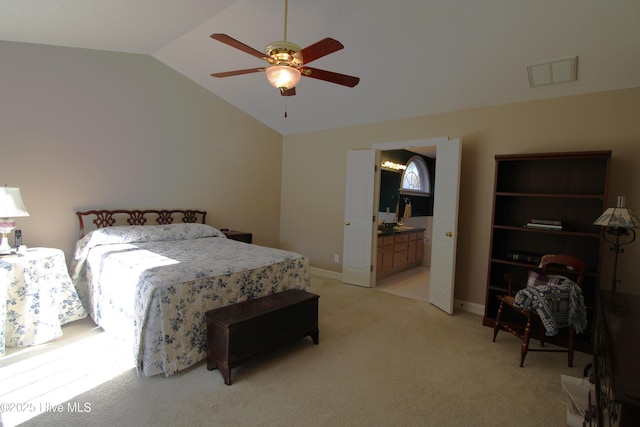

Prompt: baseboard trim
[309,266,342,281]
[454,299,485,316]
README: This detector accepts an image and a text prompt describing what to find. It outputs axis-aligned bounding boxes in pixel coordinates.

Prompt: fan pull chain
[284,95,288,118]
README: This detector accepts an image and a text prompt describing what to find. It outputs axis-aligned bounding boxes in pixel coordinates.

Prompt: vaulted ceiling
[2,0,639,135]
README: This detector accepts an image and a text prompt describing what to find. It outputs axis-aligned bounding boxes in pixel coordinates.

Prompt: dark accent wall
[379,169,401,214]
[379,149,435,217]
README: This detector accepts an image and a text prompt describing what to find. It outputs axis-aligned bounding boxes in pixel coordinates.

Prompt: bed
[70,209,311,377]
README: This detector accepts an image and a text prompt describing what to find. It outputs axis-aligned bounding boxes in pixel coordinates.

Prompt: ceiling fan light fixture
[266,65,301,90]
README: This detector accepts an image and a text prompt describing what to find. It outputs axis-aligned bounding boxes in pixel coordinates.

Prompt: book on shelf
[506,250,541,265]
[530,218,562,226]
[524,222,563,230]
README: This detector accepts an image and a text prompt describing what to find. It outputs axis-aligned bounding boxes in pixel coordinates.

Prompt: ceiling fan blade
[301,67,360,87]
[211,68,265,78]
[299,38,344,64]
[280,87,296,97]
[210,33,267,60]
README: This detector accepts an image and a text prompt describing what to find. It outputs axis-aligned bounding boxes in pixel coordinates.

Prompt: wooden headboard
[75,209,207,238]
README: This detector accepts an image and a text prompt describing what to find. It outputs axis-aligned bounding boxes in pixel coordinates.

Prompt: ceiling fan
[210,0,360,97]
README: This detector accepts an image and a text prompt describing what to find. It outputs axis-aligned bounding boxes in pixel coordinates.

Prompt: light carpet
[0,275,590,427]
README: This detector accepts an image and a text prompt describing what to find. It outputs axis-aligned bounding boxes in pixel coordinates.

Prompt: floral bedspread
[70,223,311,376]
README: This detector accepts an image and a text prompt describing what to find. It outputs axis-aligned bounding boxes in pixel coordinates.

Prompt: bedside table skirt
[1,248,87,355]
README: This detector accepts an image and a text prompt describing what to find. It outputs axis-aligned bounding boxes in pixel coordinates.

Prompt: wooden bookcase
[483,150,611,353]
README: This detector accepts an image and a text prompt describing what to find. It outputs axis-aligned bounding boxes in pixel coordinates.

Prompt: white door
[428,138,462,314]
[342,149,376,287]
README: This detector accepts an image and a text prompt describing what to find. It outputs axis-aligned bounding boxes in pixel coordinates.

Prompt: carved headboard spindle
[76,209,207,238]
[127,211,147,225]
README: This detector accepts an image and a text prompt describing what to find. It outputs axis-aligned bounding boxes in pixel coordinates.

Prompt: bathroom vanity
[376,227,425,278]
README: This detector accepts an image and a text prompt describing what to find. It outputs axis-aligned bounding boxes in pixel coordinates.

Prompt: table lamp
[0,185,30,254]
[593,196,640,293]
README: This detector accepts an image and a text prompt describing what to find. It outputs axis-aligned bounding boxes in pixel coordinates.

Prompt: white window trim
[400,156,431,196]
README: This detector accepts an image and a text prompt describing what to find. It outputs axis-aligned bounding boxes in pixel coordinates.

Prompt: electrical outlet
[334,254,340,263]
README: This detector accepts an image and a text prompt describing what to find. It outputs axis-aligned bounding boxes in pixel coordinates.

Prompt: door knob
[446,231,453,237]
[345,221,351,226]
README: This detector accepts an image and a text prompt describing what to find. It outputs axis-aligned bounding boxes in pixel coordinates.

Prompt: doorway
[375,146,436,301]
[342,137,460,314]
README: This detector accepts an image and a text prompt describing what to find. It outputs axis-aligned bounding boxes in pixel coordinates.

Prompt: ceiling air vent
[527,56,578,87]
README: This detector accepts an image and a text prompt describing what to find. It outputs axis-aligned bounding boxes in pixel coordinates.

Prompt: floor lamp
[593,196,640,293]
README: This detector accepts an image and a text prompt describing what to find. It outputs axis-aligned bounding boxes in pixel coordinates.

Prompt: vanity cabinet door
[407,231,425,264]
[378,235,394,272]
[393,234,409,268]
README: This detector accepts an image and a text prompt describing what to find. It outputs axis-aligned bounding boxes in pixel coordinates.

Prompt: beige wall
[1,41,283,262]
[3,40,639,307]
[280,88,640,303]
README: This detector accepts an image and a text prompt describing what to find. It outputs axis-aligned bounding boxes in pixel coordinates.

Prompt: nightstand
[222,230,252,244]
[0,247,87,355]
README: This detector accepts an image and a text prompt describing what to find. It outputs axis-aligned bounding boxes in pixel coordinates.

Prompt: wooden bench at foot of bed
[206,289,319,385]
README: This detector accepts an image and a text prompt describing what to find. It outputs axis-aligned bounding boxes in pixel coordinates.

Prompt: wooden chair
[492,254,587,367]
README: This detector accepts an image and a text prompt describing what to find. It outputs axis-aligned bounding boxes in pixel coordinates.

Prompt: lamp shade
[265,65,301,90]
[0,186,30,218]
[593,196,640,228]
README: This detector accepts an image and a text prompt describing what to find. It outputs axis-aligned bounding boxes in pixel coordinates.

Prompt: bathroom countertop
[377,226,425,236]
